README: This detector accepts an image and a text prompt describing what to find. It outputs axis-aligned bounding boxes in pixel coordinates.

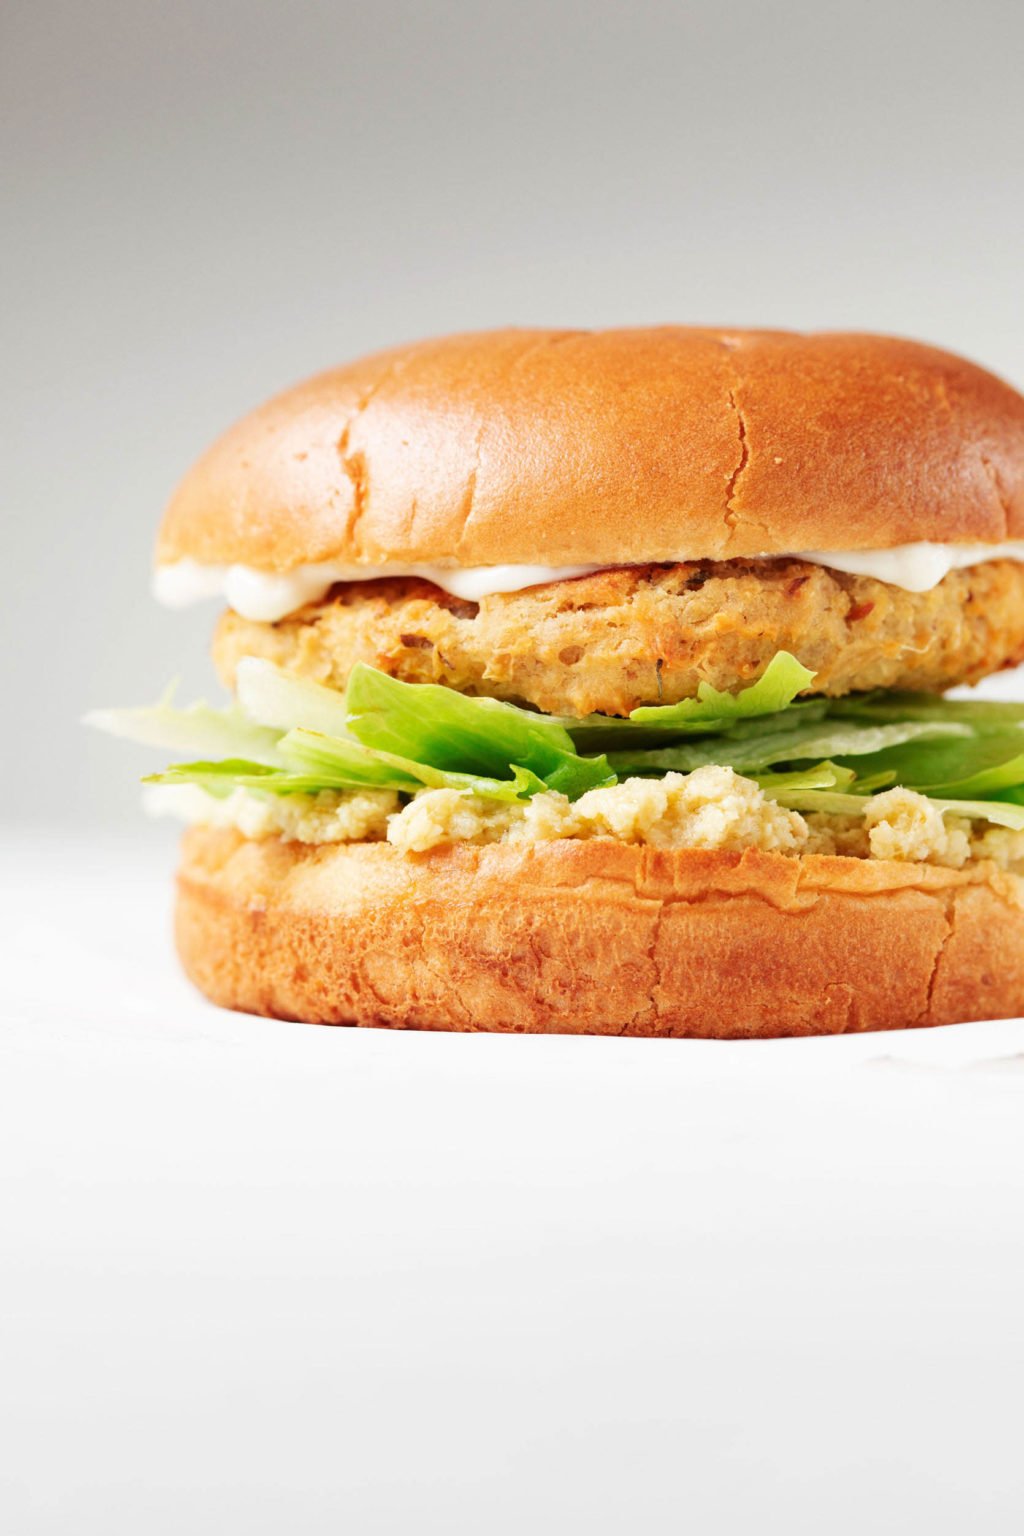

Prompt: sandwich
[91,327,1024,1036]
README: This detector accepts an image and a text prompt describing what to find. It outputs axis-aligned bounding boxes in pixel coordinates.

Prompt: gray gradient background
[4,0,1024,830]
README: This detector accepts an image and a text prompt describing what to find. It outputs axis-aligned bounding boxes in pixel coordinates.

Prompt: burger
[91,327,1024,1037]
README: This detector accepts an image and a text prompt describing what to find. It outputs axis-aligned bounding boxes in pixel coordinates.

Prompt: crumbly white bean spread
[144,768,1024,873]
[145,784,400,844]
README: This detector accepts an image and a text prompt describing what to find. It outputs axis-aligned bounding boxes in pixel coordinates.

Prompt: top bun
[157,328,1024,570]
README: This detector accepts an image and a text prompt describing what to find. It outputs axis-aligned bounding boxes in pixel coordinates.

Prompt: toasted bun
[175,828,1024,1036]
[157,329,1024,571]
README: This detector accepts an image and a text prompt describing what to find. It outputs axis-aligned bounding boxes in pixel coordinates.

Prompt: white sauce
[153,559,601,620]
[797,542,1024,592]
[153,542,1024,622]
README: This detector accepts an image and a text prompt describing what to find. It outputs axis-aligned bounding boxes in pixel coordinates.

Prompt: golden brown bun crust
[157,329,1024,570]
[175,828,1024,1037]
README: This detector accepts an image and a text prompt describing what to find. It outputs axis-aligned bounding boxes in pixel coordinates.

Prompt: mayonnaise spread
[154,543,1024,623]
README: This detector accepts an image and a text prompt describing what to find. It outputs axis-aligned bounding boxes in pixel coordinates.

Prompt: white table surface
[3,829,1024,1534]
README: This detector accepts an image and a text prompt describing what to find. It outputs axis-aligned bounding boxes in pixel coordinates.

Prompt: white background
[4,3,1024,1529]
[4,0,1024,828]
[4,835,1024,1532]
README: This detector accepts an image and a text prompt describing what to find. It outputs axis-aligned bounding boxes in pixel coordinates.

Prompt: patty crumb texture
[213,558,1024,717]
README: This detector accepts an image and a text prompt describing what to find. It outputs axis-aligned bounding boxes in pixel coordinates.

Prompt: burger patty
[213,558,1024,718]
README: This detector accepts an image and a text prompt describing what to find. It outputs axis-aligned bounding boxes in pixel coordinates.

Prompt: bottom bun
[175,828,1024,1037]
[176,827,1024,1037]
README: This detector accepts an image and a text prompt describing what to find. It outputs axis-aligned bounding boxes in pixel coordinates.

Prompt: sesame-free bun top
[157,328,1024,571]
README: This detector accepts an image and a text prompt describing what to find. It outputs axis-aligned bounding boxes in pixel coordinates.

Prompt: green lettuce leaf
[148,742,548,805]
[829,691,1024,730]
[91,653,1024,830]
[565,651,818,748]
[235,658,353,737]
[605,719,969,777]
[281,728,548,801]
[144,761,337,798]
[751,762,858,793]
[629,650,816,724]
[834,729,1024,799]
[344,662,613,797]
[94,662,569,803]
[84,690,286,766]
[278,729,425,790]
